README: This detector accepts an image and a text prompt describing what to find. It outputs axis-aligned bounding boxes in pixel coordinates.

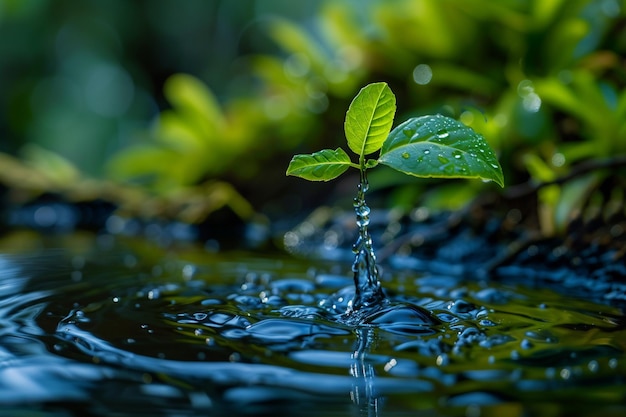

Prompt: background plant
[0,0,624,233]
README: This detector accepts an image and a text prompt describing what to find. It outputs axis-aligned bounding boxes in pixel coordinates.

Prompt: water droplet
[490,163,499,169]
[423,150,430,155]
[401,152,410,159]
[358,205,371,217]
[403,128,415,137]
[436,129,449,139]
[437,155,449,164]
[452,150,462,159]
[436,354,449,366]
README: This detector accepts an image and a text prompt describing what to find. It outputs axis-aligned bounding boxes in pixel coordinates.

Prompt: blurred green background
[1,0,625,234]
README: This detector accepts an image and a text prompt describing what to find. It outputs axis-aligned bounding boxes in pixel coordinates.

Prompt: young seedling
[287,82,504,314]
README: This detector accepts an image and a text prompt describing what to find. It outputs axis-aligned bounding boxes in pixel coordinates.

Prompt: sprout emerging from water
[287,82,504,314]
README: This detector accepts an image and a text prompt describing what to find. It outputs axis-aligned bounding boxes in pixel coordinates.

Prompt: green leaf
[345,82,396,158]
[378,115,504,187]
[164,74,225,137]
[286,148,353,181]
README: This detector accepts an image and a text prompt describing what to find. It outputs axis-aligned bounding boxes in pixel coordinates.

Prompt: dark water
[0,231,625,417]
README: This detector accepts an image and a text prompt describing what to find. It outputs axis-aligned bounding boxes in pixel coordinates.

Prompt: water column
[348,169,386,313]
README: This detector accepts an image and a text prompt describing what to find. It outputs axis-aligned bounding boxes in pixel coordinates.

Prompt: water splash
[347,169,386,315]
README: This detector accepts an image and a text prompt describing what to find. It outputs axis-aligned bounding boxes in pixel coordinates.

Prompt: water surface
[0,231,624,416]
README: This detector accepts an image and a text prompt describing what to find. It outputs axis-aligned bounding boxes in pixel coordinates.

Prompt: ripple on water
[0,239,624,416]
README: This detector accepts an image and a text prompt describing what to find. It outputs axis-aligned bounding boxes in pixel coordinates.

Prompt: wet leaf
[378,115,504,187]
[345,82,396,158]
[286,148,352,181]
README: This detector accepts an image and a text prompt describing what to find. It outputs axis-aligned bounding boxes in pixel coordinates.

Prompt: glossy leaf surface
[345,82,396,158]
[379,115,504,187]
[286,148,352,181]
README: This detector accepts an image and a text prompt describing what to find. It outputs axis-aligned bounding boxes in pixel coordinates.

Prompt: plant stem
[348,166,386,313]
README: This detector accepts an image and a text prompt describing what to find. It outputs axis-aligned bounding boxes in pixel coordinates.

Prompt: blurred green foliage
[1,0,625,233]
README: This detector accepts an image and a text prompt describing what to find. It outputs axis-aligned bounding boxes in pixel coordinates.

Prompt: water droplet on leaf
[403,128,415,137]
[401,152,410,159]
[436,130,449,139]
[437,155,449,164]
[423,150,430,155]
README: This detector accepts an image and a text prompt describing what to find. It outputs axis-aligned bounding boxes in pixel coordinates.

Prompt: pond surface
[0,231,625,416]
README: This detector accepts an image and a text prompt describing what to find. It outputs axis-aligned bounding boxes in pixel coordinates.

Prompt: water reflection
[351,328,381,417]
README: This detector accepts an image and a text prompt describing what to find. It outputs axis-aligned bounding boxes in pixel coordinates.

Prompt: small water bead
[401,152,410,159]
[441,165,455,174]
[260,294,285,306]
[436,354,450,366]
[193,312,208,321]
[358,180,369,193]
[356,216,370,228]
[437,155,450,164]
[436,130,450,139]
[457,327,484,345]
[423,149,431,155]
[520,339,533,350]
[403,127,415,137]
[448,299,475,315]
[357,205,371,218]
